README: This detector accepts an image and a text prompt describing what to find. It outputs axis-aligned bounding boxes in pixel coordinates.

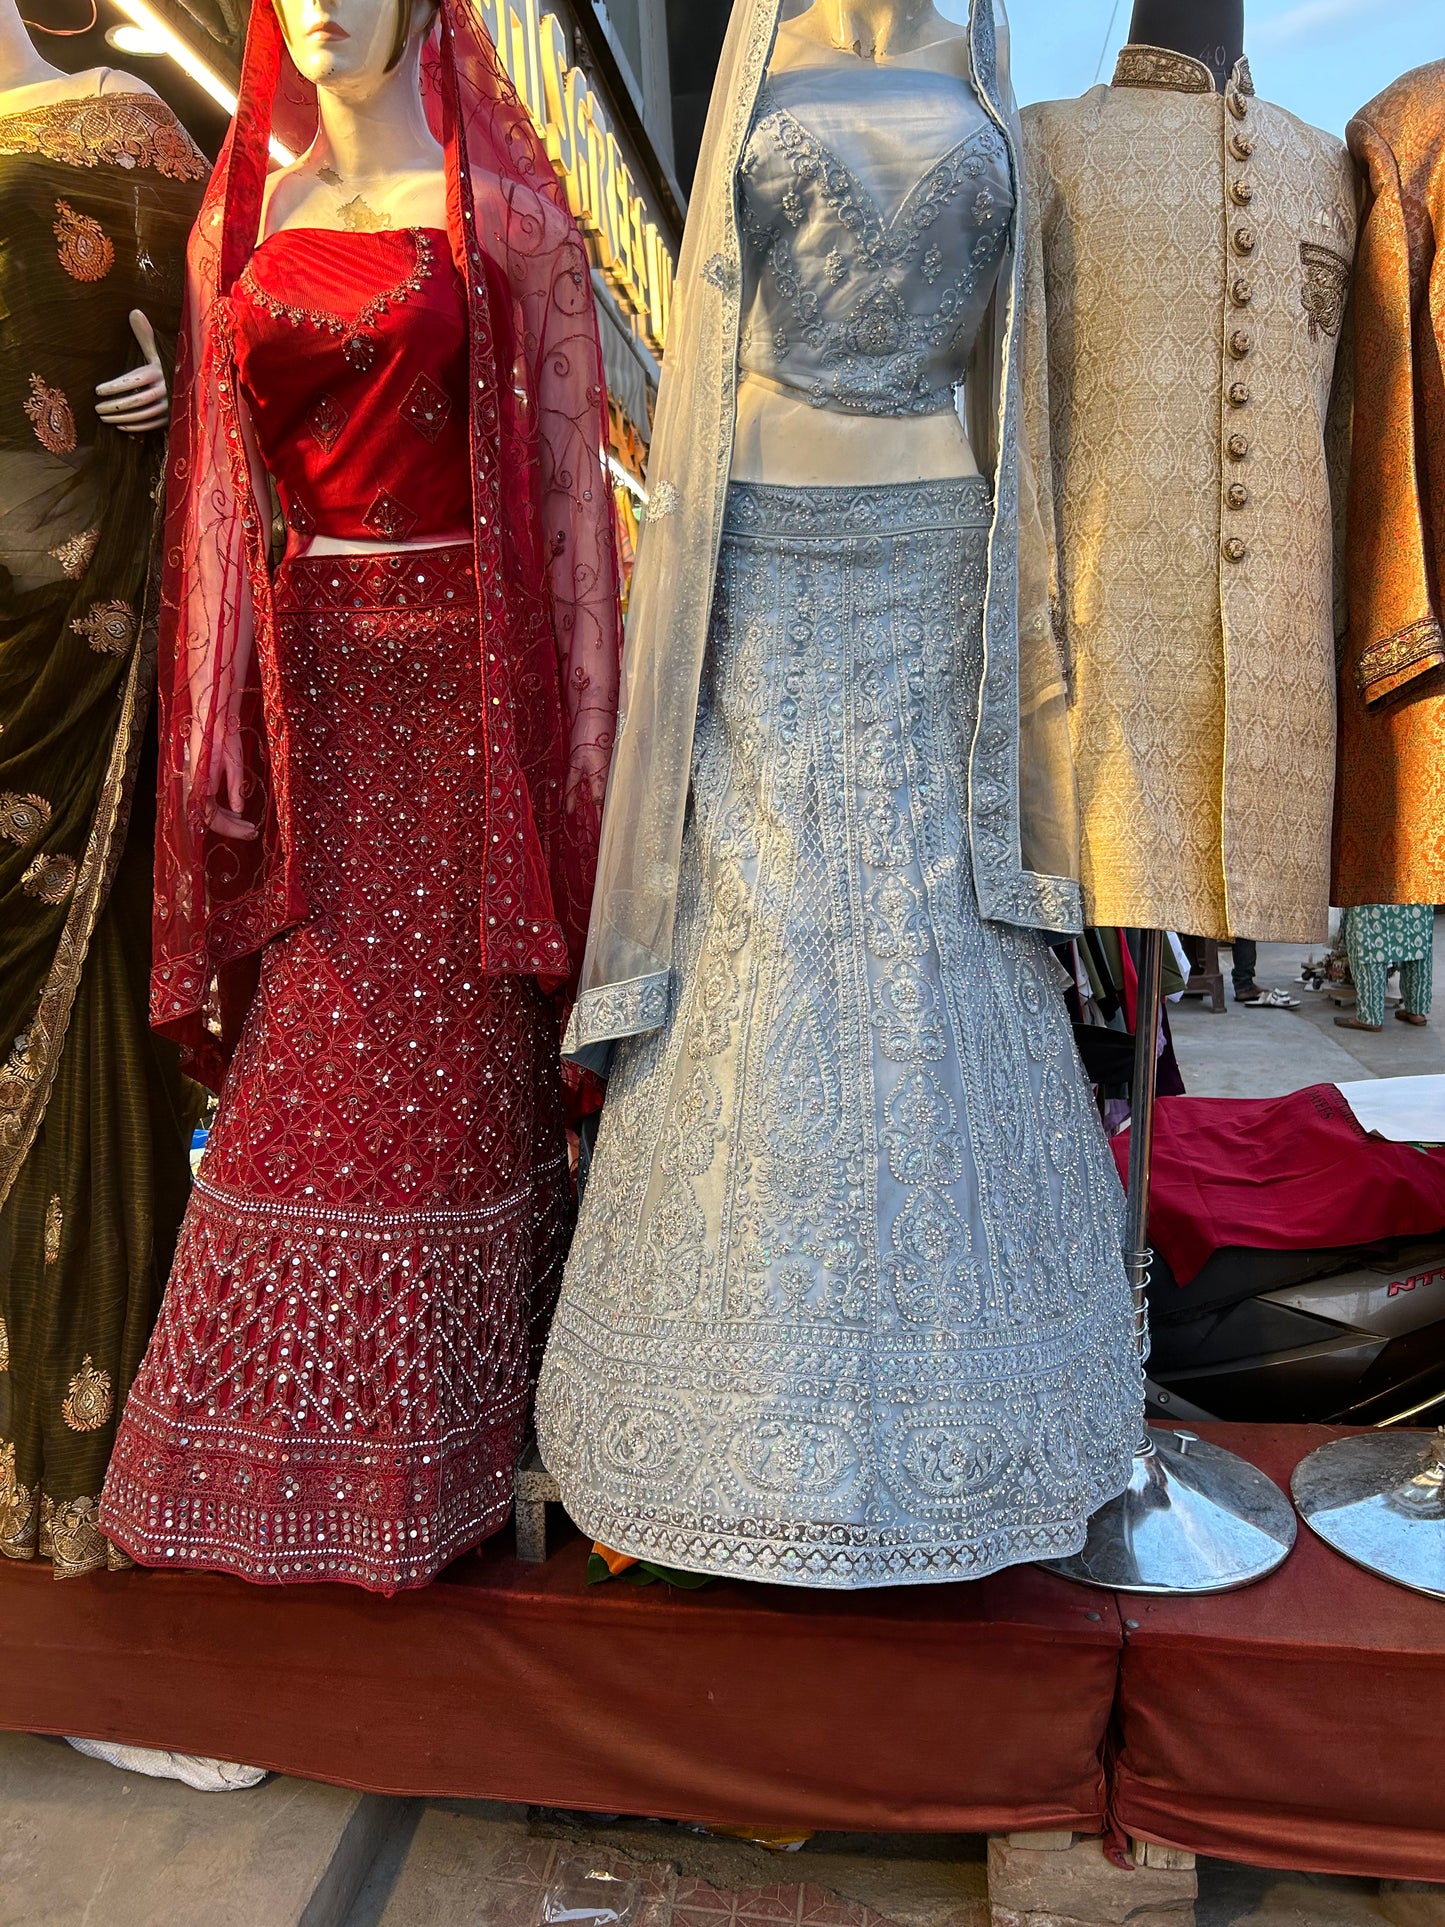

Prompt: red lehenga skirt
[102,546,572,1593]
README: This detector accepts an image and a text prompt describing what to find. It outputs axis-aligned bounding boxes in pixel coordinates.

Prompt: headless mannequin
[264,0,456,556]
[1126,0,1244,92]
[731,0,983,487]
[0,0,169,428]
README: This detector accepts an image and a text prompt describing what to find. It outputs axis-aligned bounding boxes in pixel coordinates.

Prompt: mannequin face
[273,0,409,93]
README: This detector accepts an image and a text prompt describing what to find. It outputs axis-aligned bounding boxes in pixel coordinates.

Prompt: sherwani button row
[1228,330,1253,358]
[1223,536,1249,561]
[1234,226,1257,254]
[1228,381,1251,406]
[1230,180,1254,205]
[1229,134,1255,160]
[1231,276,1253,305]
[1226,483,1250,509]
[1227,434,1251,460]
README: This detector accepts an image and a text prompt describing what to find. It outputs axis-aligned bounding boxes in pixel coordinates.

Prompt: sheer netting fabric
[103,550,573,1592]
[150,0,621,1091]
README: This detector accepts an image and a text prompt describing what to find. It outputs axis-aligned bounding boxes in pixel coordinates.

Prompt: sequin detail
[24,374,75,454]
[103,547,573,1594]
[52,198,113,281]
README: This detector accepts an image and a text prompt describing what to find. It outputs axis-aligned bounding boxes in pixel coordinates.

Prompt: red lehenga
[100,2,621,1593]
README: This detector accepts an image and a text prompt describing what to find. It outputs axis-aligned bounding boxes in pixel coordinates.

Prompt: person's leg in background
[1398,951,1432,1026]
[1231,937,1258,999]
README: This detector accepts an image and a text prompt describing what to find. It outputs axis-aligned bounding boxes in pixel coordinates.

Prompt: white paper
[1336,1075,1445,1144]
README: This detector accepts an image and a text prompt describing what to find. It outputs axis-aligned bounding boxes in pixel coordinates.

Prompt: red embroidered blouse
[231,225,471,545]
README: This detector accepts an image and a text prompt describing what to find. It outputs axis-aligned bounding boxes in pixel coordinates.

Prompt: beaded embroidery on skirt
[103,548,571,1592]
[537,481,1142,1587]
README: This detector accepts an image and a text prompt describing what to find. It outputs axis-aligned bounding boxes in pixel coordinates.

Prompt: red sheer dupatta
[151,0,622,1090]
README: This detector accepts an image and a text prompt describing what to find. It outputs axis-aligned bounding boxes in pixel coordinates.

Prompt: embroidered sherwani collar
[1112,43,1255,98]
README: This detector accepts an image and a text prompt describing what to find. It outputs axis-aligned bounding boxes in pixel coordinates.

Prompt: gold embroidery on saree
[0,1442,37,1559]
[44,1194,63,1265]
[71,599,137,656]
[40,1493,108,1576]
[0,792,52,843]
[22,853,78,904]
[24,374,76,454]
[0,1316,9,1371]
[62,1355,111,1430]
[0,633,150,1209]
[53,198,114,281]
[48,526,99,579]
[0,93,207,181]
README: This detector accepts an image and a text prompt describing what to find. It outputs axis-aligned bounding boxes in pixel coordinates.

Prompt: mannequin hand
[189,713,258,841]
[95,311,169,435]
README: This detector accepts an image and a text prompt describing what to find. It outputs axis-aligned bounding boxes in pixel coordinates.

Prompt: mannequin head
[1127,0,1244,89]
[272,0,433,95]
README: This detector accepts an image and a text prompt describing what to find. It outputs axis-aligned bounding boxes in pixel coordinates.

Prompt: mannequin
[1126,0,1243,92]
[536,0,1142,1590]
[731,0,978,486]
[101,0,620,1596]
[0,0,168,429]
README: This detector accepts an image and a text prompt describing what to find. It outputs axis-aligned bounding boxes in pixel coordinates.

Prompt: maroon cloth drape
[0,1533,1120,1832]
[1112,1085,1445,1286]
[1114,1424,1445,1883]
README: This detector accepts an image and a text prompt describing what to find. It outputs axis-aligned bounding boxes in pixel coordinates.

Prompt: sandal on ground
[1395,1009,1430,1027]
[1335,1014,1382,1032]
[1240,987,1301,1009]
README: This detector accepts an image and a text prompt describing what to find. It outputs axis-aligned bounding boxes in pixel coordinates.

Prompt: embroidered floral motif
[1356,618,1445,703]
[0,792,51,844]
[52,198,113,281]
[70,599,137,656]
[0,1442,36,1559]
[399,371,452,442]
[24,374,75,454]
[43,1194,63,1265]
[362,489,418,541]
[0,1316,8,1372]
[1299,240,1350,342]
[48,525,99,578]
[22,853,77,904]
[701,252,737,294]
[0,92,207,178]
[305,393,348,452]
[646,480,679,522]
[62,1355,112,1430]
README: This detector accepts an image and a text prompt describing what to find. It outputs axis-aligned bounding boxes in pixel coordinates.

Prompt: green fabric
[1344,906,1436,1030]
[0,131,204,1574]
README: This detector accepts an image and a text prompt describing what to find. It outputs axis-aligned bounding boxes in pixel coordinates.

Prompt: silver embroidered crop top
[737,62,1014,418]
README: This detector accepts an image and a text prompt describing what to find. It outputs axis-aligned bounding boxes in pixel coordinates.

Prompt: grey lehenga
[536,28,1143,1588]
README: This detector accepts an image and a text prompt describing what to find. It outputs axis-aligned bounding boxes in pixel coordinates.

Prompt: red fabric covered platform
[0,1523,1122,1835]
[1114,1424,1445,1884]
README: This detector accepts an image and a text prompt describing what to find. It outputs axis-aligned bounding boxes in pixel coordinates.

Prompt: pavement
[6,919,1444,1924]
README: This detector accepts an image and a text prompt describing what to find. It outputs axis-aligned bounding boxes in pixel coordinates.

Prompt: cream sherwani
[1022,46,1356,941]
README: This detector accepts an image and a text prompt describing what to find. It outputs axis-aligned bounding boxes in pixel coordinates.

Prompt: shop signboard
[476,0,676,351]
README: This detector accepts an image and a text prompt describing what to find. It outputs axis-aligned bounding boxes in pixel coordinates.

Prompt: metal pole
[1125,928,1165,1368]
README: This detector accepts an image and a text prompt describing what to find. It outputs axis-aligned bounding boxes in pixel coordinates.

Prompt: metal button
[1228,90,1249,120]
[1226,482,1249,509]
[1228,381,1251,407]
[1229,134,1255,161]
[1234,226,1257,255]
[1223,536,1248,561]
[1228,329,1253,359]
[1231,277,1254,307]
[1227,434,1250,460]
[1230,179,1255,206]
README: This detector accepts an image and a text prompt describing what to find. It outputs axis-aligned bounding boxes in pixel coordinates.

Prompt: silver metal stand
[1293,1427,1445,1601]
[1043,929,1298,1593]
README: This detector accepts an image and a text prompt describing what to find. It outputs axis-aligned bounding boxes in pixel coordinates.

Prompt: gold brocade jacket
[1023,46,1356,942]
[1333,63,1445,908]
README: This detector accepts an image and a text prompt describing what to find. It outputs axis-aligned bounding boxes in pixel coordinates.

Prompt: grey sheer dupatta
[566,0,1081,1062]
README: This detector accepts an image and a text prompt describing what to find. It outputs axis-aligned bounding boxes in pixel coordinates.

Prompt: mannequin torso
[1126,0,1244,91]
[731,0,988,486]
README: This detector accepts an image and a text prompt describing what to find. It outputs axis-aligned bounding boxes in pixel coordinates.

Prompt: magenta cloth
[1111,1084,1445,1286]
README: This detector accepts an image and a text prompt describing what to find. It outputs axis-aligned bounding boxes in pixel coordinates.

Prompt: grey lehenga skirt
[536,478,1142,1588]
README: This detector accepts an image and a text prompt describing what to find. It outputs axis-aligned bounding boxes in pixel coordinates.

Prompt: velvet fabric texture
[1333,63,1445,908]
[0,92,206,1578]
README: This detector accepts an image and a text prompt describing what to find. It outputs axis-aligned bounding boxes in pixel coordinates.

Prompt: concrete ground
[7,923,1444,1924]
